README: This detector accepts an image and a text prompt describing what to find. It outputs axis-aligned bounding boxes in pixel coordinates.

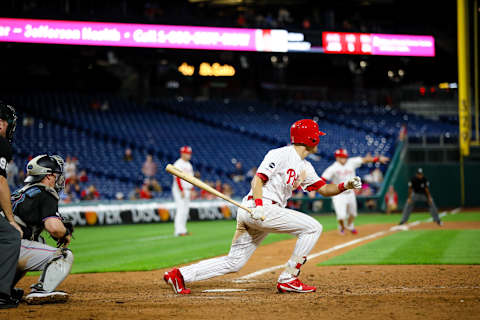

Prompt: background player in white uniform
[164,119,362,294]
[172,146,193,236]
[321,149,389,235]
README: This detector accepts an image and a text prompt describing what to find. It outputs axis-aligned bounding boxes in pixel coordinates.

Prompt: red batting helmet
[180,146,192,154]
[290,119,326,147]
[334,148,348,158]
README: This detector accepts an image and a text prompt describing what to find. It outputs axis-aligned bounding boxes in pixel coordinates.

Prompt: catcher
[10,154,74,304]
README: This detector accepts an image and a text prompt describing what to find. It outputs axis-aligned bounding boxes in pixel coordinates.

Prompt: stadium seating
[4,92,456,200]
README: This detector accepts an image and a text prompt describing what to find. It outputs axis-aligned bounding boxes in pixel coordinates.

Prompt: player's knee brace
[37,248,74,292]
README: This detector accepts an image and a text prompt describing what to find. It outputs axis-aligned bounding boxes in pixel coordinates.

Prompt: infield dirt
[3,221,480,320]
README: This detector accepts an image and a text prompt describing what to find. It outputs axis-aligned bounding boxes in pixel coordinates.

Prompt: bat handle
[241,206,265,221]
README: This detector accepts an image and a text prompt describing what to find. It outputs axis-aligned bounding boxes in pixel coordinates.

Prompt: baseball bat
[166,164,252,214]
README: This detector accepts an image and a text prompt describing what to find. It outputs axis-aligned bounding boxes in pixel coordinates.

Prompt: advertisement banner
[59,200,238,226]
[0,17,290,52]
[371,34,435,56]
[0,18,434,56]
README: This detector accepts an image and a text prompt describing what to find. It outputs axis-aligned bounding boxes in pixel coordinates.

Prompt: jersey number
[0,157,6,170]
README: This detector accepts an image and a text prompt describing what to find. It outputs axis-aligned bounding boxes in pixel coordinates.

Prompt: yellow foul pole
[474,0,479,144]
[457,0,472,206]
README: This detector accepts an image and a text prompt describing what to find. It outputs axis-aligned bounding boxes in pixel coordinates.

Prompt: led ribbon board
[322,32,435,57]
[0,17,288,52]
[0,18,434,56]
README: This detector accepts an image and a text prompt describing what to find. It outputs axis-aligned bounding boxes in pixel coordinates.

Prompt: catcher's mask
[25,154,66,192]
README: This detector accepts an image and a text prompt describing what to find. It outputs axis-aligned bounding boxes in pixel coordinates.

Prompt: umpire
[0,102,22,309]
[399,168,442,225]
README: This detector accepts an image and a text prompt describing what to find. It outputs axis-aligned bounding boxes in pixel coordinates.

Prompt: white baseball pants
[332,191,357,221]
[173,187,191,236]
[180,198,323,283]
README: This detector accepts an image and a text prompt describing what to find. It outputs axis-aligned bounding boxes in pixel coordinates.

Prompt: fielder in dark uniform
[399,168,442,225]
[11,154,74,305]
[0,102,22,309]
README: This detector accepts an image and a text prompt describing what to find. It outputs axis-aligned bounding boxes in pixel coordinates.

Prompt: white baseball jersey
[247,145,325,207]
[172,158,194,191]
[321,157,363,196]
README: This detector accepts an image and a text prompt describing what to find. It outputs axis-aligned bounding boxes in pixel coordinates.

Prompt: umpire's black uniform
[399,168,442,225]
[0,136,21,306]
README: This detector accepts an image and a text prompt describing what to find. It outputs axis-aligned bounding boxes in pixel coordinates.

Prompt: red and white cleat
[164,268,191,294]
[277,278,316,293]
[350,229,358,235]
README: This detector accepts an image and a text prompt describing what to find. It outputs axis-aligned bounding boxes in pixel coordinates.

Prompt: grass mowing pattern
[50,219,297,274]
[442,211,480,222]
[319,230,480,265]
[38,211,479,273]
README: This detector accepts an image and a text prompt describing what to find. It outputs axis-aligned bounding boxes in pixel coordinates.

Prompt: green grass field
[40,211,480,274]
[319,230,480,265]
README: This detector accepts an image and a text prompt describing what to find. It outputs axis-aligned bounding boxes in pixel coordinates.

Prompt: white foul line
[235,230,388,281]
[234,209,460,281]
[202,289,248,293]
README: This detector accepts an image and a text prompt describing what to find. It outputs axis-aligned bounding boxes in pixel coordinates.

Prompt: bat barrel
[165,164,252,214]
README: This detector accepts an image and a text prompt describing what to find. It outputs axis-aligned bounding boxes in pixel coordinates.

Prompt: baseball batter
[164,119,362,294]
[321,149,389,235]
[172,146,193,236]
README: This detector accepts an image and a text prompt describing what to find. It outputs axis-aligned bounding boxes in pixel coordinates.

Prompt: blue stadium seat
[4,92,452,200]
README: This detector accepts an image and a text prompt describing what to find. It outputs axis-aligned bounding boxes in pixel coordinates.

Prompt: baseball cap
[180,146,192,154]
[334,149,348,158]
[417,168,423,174]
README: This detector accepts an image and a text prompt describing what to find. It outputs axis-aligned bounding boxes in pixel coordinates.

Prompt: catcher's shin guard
[37,248,74,292]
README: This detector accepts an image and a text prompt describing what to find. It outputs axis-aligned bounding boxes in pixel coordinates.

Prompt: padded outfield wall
[392,162,480,209]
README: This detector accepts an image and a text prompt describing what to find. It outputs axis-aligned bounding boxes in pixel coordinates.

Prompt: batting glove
[346,176,362,190]
[250,206,265,221]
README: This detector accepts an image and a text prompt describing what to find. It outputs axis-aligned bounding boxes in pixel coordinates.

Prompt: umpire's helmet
[25,154,66,192]
[0,101,17,143]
